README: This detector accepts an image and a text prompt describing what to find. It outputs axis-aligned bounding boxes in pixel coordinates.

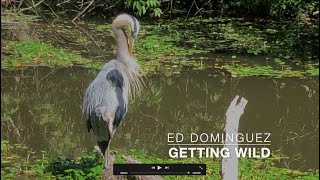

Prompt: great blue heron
[82,13,144,168]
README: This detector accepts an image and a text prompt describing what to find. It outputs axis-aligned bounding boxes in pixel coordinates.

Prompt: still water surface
[1,66,318,170]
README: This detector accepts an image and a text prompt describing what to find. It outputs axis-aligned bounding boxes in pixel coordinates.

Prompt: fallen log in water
[221,95,248,180]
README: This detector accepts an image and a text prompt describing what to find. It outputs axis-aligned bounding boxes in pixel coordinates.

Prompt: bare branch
[17,0,24,10]
[56,0,70,7]
[186,0,196,20]
[72,0,94,22]
[71,21,102,50]
[43,1,59,18]
[20,0,44,12]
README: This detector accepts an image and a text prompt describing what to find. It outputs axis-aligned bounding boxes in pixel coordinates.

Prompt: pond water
[1,66,318,170]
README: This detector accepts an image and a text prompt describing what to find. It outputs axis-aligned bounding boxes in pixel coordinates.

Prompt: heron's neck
[113,27,130,63]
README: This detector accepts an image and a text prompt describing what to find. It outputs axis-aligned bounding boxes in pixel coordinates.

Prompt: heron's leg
[104,145,108,169]
[108,123,114,139]
[104,113,115,169]
[104,139,112,169]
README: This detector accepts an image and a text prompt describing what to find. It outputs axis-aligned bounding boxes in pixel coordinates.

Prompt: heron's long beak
[128,37,135,57]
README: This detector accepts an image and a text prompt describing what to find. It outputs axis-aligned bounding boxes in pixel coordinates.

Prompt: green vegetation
[1,9,318,77]
[1,16,319,77]
[227,0,319,19]
[1,13,36,30]
[1,140,318,179]
[224,63,319,77]
[1,1,319,179]
[155,17,318,62]
[1,40,102,70]
[2,0,318,19]
[1,140,51,179]
[124,0,163,17]
[96,18,320,77]
[117,149,319,180]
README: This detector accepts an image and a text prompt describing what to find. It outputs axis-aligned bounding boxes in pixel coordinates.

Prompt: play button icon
[157,166,162,170]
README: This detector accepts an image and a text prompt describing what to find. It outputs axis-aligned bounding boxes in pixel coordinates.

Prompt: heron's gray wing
[106,69,127,130]
[83,64,128,139]
[83,70,118,133]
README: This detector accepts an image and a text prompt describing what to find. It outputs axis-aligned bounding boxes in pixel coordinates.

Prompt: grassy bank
[1,13,319,77]
[1,140,319,179]
[1,41,102,70]
[2,39,318,77]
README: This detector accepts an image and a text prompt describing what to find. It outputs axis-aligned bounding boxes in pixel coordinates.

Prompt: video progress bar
[114,164,206,175]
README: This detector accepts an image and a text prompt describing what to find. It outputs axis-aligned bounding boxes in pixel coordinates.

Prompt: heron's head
[127,15,140,56]
[112,14,140,57]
